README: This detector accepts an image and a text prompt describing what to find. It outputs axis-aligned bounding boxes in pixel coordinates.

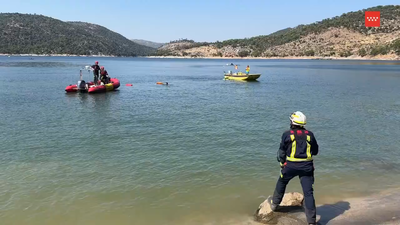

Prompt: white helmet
[290,111,306,126]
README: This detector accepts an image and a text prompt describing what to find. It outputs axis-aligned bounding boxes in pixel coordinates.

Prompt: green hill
[0,13,156,56]
[215,5,400,52]
[156,5,400,58]
[131,39,164,48]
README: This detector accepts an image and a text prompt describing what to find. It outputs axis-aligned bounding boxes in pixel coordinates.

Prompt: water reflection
[65,91,119,110]
[346,60,400,66]
[0,61,78,68]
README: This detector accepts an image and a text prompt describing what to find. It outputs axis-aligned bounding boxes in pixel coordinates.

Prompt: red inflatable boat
[65,78,120,93]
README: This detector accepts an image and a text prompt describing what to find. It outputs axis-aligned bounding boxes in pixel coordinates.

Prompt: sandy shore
[248,188,400,225]
[314,188,400,225]
[1,53,399,61]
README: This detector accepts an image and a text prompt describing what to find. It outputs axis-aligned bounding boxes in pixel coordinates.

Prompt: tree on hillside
[392,39,400,55]
[304,49,315,56]
[238,50,250,57]
[358,48,367,56]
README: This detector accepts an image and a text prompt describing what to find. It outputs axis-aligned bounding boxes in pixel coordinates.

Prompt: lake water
[0,56,400,225]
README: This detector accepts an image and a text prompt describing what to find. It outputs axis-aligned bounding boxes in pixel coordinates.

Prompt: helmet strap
[290,124,304,129]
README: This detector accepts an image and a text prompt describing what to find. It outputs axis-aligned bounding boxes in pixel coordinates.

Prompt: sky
[0,0,398,43]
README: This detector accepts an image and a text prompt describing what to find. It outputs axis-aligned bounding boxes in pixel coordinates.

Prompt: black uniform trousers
[272,164,316,224]
[93,74,99,84]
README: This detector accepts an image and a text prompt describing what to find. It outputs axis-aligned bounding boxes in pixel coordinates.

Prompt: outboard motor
[77,80,87,92]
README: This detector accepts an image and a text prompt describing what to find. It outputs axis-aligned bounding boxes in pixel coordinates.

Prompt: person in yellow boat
[245,65,250,74]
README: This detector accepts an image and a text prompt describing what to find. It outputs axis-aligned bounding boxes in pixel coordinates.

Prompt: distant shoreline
[0,53,118,57]
[1,53,399,61]
[145,55,400,61]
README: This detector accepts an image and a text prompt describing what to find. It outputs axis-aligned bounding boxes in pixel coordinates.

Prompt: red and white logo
[365,11,380,27]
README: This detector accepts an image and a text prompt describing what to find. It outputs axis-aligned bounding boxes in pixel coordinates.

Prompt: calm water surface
[0,56,400,225]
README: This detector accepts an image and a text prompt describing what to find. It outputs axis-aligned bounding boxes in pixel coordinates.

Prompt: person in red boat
[91,61,100,84]
[100,66,110,84]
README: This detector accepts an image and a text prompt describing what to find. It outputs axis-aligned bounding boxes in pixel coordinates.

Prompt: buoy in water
[126,84,133,86]
[156,82,169,85]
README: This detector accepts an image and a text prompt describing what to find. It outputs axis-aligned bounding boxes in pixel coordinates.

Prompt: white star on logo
[367,16,379,22]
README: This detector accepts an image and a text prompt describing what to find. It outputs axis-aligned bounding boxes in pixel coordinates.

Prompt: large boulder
[254,192,307,224]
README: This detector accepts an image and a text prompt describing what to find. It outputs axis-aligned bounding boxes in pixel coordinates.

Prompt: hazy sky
[0,0,398,43]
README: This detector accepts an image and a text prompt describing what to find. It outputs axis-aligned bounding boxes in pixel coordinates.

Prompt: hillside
[0,13,156,56]
[155,5,400,59]
[131,39,164,48]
